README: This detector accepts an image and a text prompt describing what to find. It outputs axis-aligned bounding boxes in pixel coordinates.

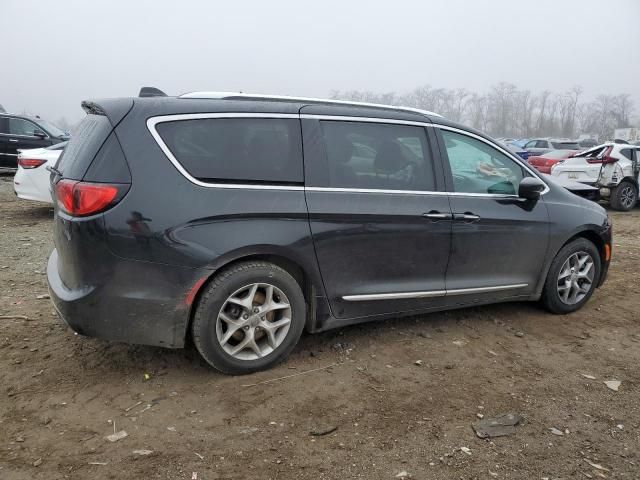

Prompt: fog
[2,0,639,125]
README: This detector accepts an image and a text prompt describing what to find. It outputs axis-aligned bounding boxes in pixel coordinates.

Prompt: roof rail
[178,91,442,118]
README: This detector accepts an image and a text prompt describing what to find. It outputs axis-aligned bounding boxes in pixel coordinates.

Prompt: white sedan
[13,142,66,204]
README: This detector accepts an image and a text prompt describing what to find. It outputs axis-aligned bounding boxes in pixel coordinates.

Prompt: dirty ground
[0,174,638,479]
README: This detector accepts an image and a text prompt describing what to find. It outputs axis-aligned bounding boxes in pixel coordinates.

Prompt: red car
[527,149,580,174]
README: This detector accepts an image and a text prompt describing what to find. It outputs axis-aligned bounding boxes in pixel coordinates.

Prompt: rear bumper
[47,248,212,348]
[13,167,53,204]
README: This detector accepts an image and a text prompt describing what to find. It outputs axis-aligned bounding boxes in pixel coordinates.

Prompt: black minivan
[47,91,611,374]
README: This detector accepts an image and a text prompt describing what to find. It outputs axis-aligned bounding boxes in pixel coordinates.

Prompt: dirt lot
[0,174,639,480]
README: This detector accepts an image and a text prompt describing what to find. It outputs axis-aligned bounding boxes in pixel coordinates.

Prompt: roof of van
[85,90,504,144]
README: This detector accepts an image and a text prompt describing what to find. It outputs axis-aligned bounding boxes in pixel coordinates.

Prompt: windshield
[36,119,68,138]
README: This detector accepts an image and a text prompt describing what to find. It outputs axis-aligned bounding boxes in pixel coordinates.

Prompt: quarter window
[9,118,40,136]
[320,121,435,191]
[156,118,303,183]
[440,130,525,195]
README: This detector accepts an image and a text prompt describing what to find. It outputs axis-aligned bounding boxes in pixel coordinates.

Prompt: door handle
[453,212,481,222]
[9,139,18,143]
[423,211,453,221]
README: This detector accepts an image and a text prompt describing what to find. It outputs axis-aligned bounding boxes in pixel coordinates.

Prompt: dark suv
[47,90,612,374]
[0,113,69,171]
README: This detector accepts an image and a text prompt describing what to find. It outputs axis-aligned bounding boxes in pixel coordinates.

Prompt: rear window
[56,114,112,180]
[551,142,579,150]
[155,118,303,184]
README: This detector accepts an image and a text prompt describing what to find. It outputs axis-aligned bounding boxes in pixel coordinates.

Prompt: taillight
[54,179,128,216]
[587,146,618,164]
[18,158,47,169]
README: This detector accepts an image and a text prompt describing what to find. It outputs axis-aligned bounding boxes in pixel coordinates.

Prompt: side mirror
[33,129,46,138]
[518,177,545,200]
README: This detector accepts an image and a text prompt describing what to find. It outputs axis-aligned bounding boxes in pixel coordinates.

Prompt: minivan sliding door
[301,113,451,319]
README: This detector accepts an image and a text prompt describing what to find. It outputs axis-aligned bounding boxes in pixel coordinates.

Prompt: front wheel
[192,261,306,374]
[541,238,601,314]
[610,180,638,211]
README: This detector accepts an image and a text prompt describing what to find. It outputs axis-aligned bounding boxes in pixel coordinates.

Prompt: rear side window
[155,118,303,184]
[620,148,634,160]
[319,121,435,191]
[56,114,113,180]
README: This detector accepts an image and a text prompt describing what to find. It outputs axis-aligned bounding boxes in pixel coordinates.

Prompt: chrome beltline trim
[306,186,518,198]
[342,283,528,301]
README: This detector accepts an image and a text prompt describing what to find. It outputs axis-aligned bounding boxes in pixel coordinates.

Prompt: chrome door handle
[454,213,481,222]
[423,211,453,221]
[9,139,18,143]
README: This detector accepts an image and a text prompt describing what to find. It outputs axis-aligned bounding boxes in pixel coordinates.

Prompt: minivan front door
[436,128,549,302]
[301,114,452,319]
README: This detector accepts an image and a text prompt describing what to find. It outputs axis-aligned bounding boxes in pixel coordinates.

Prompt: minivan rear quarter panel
[101,101,327,336]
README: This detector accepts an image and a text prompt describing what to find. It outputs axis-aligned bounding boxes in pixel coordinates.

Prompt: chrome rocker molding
[342,283,529,301]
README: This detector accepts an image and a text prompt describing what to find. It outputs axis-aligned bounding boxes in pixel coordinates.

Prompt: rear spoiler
[81,98,134,127]
[139,87,167,98]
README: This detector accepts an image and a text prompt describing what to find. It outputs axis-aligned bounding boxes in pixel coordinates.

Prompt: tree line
[331,83,636,140]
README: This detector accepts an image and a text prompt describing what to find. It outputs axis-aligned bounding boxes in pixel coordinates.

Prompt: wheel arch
[183,248,324,344]
[533,227,607,298]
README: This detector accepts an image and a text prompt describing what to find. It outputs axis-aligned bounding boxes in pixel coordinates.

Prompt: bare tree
[331,84,635,140]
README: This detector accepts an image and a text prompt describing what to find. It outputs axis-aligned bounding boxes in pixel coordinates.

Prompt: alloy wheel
[556,251,595,305]
[216,283,292,360]
[620,185,637,209]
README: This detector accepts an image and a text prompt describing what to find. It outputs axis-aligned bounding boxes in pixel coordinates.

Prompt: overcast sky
[2,0,639,123]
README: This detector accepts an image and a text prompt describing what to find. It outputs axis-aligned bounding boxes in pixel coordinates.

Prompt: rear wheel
[541,238,601,314]
[192,261,306,374]
[610,180,637,211]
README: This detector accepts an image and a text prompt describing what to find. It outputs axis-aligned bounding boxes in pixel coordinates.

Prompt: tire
[610,180,638,211]
[541,238,601,314]
[192,261,306,374]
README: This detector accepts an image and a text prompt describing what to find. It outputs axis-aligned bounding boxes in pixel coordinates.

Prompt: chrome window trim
[147,112,548,197]
[342,283,528,301]
[300,114,432,127]
[0,132,50,140]
[146,113,304,191]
